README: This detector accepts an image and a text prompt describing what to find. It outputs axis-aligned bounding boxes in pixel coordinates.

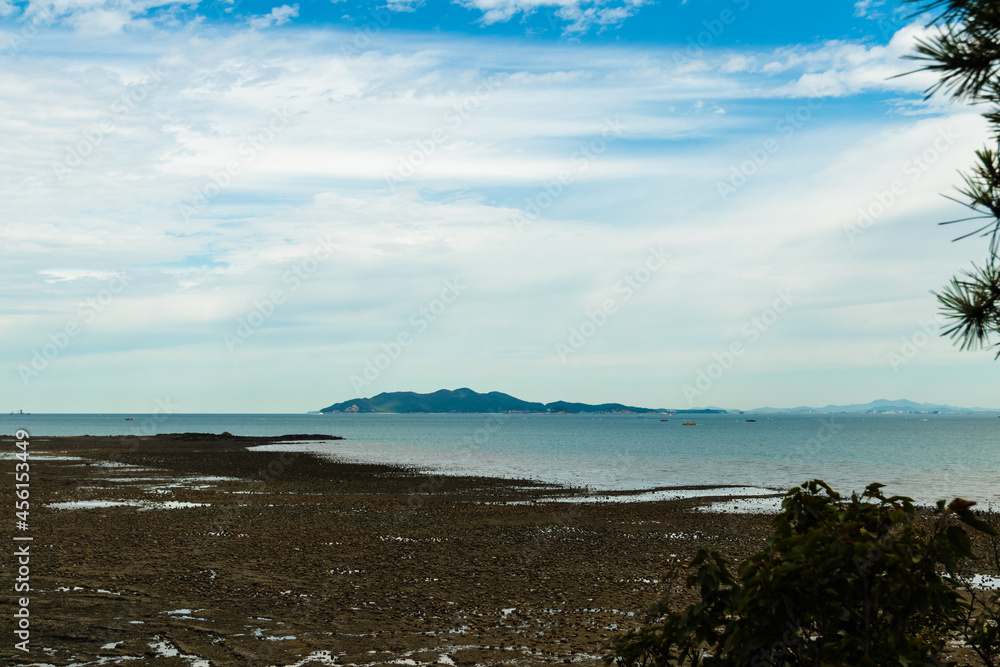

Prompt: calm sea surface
[3,412,998,505]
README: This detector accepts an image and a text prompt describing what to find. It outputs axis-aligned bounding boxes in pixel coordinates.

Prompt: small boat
[660,419,669,422]
[683,422,696,426]
[746,419,756,422]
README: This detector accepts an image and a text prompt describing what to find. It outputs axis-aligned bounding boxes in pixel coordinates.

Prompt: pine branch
[934,263,1000,356]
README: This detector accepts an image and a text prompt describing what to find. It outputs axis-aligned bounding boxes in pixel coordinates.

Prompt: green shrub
[605,480,1000,666]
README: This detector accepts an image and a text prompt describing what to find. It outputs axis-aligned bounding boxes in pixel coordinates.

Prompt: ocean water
[2,412,998,506]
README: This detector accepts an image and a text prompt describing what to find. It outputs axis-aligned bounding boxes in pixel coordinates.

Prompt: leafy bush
[605,480,1000,666]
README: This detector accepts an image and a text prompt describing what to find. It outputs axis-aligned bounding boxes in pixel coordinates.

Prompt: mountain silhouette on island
[316,390,996,415]
[318,388,721,414]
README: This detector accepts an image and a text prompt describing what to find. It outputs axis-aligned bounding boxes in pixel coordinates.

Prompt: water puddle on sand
[970,574,1000,589]
[47,500,144,510]
[25,636,210,667]
[0,453,85,461]
[486,485,785,506]
[28,642,338,667]
[164,608,211,622]
[945,573,1000,590]
[47,500,209,510]
[695,496,786,513]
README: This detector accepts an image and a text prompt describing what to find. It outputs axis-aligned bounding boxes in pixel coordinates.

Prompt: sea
[3,412,999,507]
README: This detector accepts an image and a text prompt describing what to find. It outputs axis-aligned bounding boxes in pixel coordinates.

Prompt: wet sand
[0,432,785,666]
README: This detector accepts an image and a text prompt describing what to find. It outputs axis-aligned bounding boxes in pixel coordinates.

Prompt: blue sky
[2,0,997,413]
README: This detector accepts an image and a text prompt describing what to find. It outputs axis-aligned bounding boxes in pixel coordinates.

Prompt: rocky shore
[0,432,787,666]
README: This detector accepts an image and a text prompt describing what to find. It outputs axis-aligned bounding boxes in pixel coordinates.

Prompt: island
[317,388,728,414]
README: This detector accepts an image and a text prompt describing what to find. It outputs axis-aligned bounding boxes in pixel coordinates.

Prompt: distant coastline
[318,387,723,415]
[316,389,997,415]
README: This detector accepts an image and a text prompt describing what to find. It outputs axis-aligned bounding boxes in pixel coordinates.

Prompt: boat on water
[746,419,757,422]
[683,422,696,426]
[9,409,28,415]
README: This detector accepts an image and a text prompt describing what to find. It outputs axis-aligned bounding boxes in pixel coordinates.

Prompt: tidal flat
[0,432,873,666]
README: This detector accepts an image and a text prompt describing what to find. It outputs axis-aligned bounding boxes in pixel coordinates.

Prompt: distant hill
[321,389,545,414]
[746,399,997,414]
[317,391,995,415]
[318,388,726,414]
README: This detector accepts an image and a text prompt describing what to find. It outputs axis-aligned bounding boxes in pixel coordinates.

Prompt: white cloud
[455,0,647,34]
[8,0,197,35]
[854,0,876,18]
[39,269,128,283]
[67,7,132,35]
[248,3,299,28]
[697,24,941,100]
[1,18,991,410]
[384,0,422,12]
[853,0,909,25]
[555,0,646,34]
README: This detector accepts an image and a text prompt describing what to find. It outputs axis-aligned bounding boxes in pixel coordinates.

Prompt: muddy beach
[1,432,783,666]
